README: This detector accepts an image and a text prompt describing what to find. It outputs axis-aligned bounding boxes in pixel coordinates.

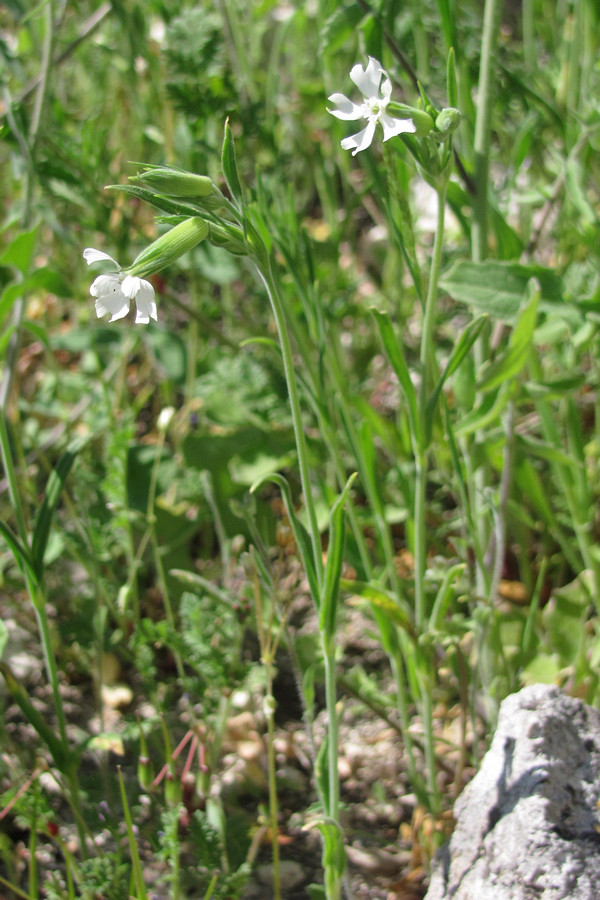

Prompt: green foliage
[1,0,600,896]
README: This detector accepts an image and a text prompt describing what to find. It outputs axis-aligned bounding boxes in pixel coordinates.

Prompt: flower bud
[435,107,461,137]
[127,217,209,278]
[207,223,248,256]
[131,166,215,199]
[387,102,435,138]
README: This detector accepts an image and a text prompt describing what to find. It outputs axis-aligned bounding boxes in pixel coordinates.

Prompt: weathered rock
[425,683,600,900]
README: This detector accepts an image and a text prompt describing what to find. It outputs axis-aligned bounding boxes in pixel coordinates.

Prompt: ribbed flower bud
[127,217,209,278]
[130,165,215,199]
[207,223,248,256]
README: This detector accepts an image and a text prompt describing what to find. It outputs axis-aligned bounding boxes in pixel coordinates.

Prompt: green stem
[471,0,502,596]
[255,262,324,591]
[265,674,281,900]
[471,0,502,263]
[322,635,339,823]
[414,182,447,631]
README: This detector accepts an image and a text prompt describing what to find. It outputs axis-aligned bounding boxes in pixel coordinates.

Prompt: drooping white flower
[327,57,416,155]
[83,248,157,324]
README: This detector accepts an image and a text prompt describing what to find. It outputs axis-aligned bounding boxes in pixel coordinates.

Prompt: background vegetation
[0,0,599,898]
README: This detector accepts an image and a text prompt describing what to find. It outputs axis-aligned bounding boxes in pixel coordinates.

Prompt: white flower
[327,57,416,155]
[83,248,157,324]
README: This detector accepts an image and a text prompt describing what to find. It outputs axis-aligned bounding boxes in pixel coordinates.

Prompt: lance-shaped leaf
[222,119,244,211]
[0,662,68,772]
[250,472,320,606]
[32,438,84,580]
[425,313,488,443]
[371,309,420,445]
[0,519,37,585]
[446,47,458,108]
[319,473,357,638]
[105,183,204,218]
[476,279,539,393]
[118,766,148,900]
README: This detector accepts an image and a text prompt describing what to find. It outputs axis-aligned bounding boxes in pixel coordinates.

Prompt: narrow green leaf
[117,767,148,900]
[0,662,67,771]
[446,47,458,108]
[221,120,244,210]
[0,519,37,584]
[371,309,420,444]
[250,472,320,605]
[341,579,414,636]
[476,280,539,393]
[105,183,203,218]
[425,314,488,439]
[319,473,357,637]
[454,384,510,437]
[515,433,582,470]
[31,439,84,579]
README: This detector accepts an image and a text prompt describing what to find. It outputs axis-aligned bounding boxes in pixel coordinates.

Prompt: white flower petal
[350,57,383,98]
[83,248,121,269]
[340,119,377,155]
[327,93,365,120]
[380,113,416,141]
[133,279,157,324]
[379,74,393,101]
[120,275,142,299]
[89,273,121,297]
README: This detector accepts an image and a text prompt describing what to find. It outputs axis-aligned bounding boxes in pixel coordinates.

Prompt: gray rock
[425,683,600,900]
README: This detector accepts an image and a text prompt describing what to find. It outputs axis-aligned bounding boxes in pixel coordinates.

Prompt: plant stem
[255,261,324,592]
[414,181,447,631]
[472,0,501,263]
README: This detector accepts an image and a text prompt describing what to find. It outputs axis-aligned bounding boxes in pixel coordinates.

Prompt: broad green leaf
[319,473,356,637]
[440,260,563,321]
[221,120,244,210]
[0,281,25,323]
[542,571,593,664]
[425,314,488,440]
[250,472,319,605]
[25,267,70,297]
[144,328,187,384]
[371,309,420,444]
[476,280,539,393]
[0,224,39,274]
[31,439,84,579]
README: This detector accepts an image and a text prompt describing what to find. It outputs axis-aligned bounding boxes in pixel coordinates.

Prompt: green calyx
[127,217,209,277]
